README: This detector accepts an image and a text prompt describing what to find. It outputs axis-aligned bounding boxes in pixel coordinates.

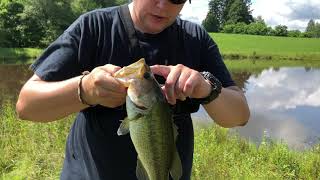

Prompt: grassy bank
[1,103,319,179]
[0,48,42,64]
[225,59,320,72]
[2,33,320,64]
[192,126,320,179]
[210,33,320,60]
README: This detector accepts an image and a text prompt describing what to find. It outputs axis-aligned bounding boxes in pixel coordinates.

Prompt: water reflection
[0,64,32,103]
[192,67,320,149]
[1,64,319,149]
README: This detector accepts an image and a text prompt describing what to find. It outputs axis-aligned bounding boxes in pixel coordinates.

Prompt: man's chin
[145,24,169,34]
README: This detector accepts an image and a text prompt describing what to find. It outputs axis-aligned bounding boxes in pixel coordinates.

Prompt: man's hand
[151,64,211,105]
[81,64,127,108]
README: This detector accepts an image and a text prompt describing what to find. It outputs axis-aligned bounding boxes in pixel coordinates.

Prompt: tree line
[1,0,319,48]
[0,0,126,48]
[202,0,320,38]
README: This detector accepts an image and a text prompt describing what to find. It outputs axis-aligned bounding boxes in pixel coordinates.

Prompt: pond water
[192,67,320,150]
[1,64,319,149]
[0,64,32,104]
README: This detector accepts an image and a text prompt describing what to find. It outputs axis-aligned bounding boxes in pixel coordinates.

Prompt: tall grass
[211,33,320,60]
[192,125,320,179]
[0,102,73,179]
[1,103,320,179]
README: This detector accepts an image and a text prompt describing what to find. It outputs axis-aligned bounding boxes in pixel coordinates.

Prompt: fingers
[181,72,196,97]
[152,64,209,104]
[150,65,170,78]
[92,65,127,93]
[81,64,127,107]
[99,64,122,76]
[165,66,181,104]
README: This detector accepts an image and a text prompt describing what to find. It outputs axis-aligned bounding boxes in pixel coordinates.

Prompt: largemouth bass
[114,59,182,180]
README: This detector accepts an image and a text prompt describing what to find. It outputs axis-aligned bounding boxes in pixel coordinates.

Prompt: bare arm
[16,64,127,122]
[203,86,250,128]
[16,74,86,122]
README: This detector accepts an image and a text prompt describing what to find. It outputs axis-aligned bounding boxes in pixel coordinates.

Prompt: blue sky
[180,0,320,31]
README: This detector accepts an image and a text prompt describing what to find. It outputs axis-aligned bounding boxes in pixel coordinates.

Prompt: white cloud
[246,67,320,110]
[180,0,209,25]
[180,0,320,31]
[251,0,320,31]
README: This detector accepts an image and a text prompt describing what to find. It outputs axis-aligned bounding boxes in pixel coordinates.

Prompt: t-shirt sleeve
[30,16,85,81]
[199,31,235,88]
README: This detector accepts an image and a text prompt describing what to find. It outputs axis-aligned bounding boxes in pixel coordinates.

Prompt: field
[1,33,320,63]
[1,103,320,179]
[210,33,320,60]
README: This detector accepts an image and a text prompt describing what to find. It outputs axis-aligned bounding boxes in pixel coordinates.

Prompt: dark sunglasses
[170,0,191,5]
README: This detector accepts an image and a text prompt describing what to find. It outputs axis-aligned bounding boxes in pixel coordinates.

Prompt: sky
[180,0,320,31]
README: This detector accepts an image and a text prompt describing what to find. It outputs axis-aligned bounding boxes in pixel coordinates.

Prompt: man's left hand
[151,64,211,105]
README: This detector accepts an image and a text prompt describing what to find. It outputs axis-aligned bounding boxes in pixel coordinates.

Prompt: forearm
[203,86,250,128]
[16,75,88,122]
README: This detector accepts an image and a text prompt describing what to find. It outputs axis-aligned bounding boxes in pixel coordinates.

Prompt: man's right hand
[81,64,127,108]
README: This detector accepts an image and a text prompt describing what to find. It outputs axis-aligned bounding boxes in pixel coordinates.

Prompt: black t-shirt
[31,5,235,180]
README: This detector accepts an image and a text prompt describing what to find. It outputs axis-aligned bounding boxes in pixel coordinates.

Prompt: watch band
[192,71,222,105]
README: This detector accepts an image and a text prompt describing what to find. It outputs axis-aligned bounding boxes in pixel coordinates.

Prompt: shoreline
[1,50,319,65]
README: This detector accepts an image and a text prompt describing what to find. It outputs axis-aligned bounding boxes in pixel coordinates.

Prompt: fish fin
[136,157,149,180]
[117,118,130,136]
[169,146,183,180]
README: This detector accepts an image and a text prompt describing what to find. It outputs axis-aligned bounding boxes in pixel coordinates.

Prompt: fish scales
[114,59,182,180]
[129,102,174,179]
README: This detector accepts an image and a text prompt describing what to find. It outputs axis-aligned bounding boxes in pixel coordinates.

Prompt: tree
[0,1,25,47]
[71,0,99,16]
[232,22,247,34]
[206,0,226,30]
[202,13,219,32]
[305,19,320,38]
[274,25,288,36]
[0,0,129,47]
[203,0,253,31]
[225,0,253,25]
[287,30,301,37]
[23,0,76,46]
[306,19,315,33]
[246,21,268,35]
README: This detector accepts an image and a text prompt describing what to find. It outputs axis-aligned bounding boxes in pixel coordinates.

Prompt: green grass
[0,48,42,64]
[224,59,320,72]
[192,125,320,179]
[0,102,73,179]
[2,33,320,64]
[1,102,320,179]
[210,33,320,60]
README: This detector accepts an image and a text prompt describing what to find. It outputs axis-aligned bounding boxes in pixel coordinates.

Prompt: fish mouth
[114,58,153,110]
[113,58,148,87]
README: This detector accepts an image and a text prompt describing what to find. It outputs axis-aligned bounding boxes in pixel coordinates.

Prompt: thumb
[101,64,122,75]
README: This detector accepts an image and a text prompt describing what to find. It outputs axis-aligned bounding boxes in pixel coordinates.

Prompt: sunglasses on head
[169,0,191,5]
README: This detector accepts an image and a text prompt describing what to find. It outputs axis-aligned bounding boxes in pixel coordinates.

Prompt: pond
[1,64,319,149]
[192,67,320,150]
[0,64,32,104]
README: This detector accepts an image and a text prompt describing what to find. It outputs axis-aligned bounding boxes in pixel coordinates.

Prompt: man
[16,0,250,179]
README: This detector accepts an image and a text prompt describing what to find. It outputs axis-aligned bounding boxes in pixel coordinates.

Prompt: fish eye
[143,72,151,79]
